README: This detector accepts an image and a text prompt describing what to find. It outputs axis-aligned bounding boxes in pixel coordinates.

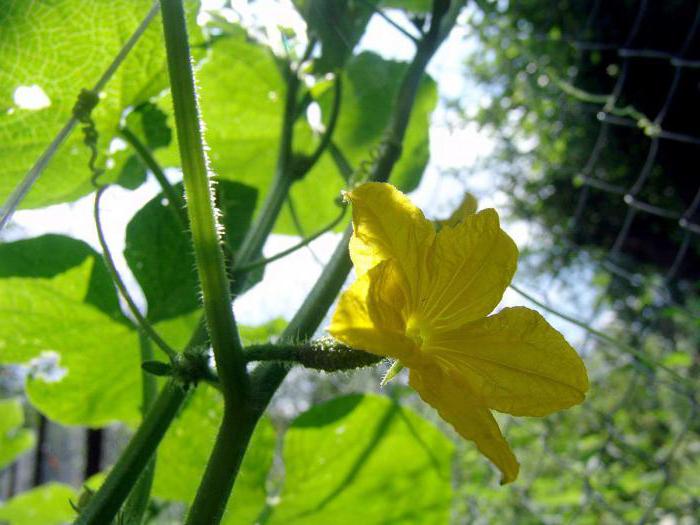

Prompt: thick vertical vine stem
[159,1,257,523]
[160,0,248,403]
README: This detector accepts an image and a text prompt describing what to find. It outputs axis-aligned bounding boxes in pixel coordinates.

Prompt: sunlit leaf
[0,261,141,426]
[239,318,288,344]
[0,234,121,319]
[268,394,453,524]
[0,398,35,469]
[156,32,284,195]
[0,1,199,209]
[124,180,257,322]
[0,483,76,525]
[379,0,432,12]
[294,0,376,73]
[282,52,437,233]
[153,385,276,524]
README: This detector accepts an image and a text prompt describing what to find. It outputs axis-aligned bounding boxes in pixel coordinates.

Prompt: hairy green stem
[0,1,160,231]
[73,380,188,525]
[161,0,247,403]
[244,341,383,372]
[184,30,321,525]
[120,126,188,228]
[161,2,258,523]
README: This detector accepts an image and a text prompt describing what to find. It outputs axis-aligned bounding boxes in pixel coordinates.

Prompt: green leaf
[0,398,35,469]
[380,0,432,12]
[153,385,276,524]
[124,180,257,322]
[0,1,199,209]
[294,0,376,73]
[0,261,141,426]
[0,483,77,525]
[155,31,334,235]
[155,33,283,188]
[112,102,173,191]
[153,310,203,350]
[115,154,148,190]
[327,51,436,192]
[278,52,437,233]
[660,351,692,368]
[130,102,173,151]
[0,233,121,319]
[239,318,288,345]
[268,394,453,524]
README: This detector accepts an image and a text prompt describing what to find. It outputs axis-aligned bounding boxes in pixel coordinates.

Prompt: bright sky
[5,1,595,345]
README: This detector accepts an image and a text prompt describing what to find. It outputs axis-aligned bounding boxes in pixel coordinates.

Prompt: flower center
[406,315,431,348]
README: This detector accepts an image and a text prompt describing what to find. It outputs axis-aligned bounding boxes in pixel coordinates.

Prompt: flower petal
[409,366,519,484]
[426,307,589,417]
[437,192,478,228]
[421,209,518,329]
[347,182,435,305]
[329,260,414,361]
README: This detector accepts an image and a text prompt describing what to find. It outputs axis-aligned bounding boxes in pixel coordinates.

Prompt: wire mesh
[485,1,700,523]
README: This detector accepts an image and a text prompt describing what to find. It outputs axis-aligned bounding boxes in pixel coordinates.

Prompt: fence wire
[454,0,700,525]
[477,1,700,523]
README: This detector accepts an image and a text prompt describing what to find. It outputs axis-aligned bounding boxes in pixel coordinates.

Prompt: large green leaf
[156,30,333,235]
[322,51,437,193]
[0,261,141,426]
[0,234,121,319]
[156,31,435,235]
[278,51,437,234]
[153,385,276,524]
[0,1,194,209]
[380,0,432,12]
[239,318,288,344]
[0,483,76,525]
[111,102,174,190]
[124,180,257,322]
[294,0,376,73]
[0,398,35,469]
[156,31,284,188]
[268,394,454,524]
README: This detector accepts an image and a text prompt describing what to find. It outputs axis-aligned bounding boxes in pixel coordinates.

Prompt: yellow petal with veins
[426,307,589,416]
[409,366,519,484]
[329,260,414,361]
[347,183,435,307]
[421,209,517,330]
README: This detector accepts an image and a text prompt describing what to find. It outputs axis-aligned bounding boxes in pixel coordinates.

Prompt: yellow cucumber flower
[329,182,589,484]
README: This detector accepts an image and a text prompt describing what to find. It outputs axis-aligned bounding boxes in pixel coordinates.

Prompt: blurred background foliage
[0,0,698,524]
[458,0,700,522]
